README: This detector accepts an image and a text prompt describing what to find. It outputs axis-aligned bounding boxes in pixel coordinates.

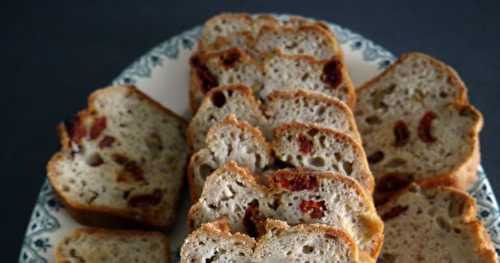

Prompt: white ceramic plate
[19,14,500,262]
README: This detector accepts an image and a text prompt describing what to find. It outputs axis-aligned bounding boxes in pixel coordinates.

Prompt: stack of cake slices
[47,13,496,263]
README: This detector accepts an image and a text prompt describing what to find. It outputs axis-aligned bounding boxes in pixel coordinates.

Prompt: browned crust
[186,152,203,203]
[265,89,360,140]
[188,68,204,114]
[357,52,469,105]
[48,85,187,229]
[186,84,265,151]
[378,183,497,263]
[272,122,375,193]
[55,227,170,263]
[188,161,383,259]
[186,114,273,202]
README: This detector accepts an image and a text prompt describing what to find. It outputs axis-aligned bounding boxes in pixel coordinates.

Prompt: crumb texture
[378,185,497,263]
[56,229,169,263]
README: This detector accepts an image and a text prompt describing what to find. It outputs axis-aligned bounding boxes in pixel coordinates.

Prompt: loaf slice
[189,48,356,111]
[188,161,383,259]
[272,123,375,193]
[198,13,325,54]
[181,218,369,263]
[47,85,188,228]
[187,85,268,151]
[378,184,496,263]
[55,228,170,263]
[265,90,360,141]
[189,48,263,112]
[254,23,340,61]
[261,51,356,107]
[180,219,256,263]
[187,114,273,201]
[355,53,483,200]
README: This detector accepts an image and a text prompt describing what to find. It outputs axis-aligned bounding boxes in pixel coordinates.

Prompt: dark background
[4,0,500,261]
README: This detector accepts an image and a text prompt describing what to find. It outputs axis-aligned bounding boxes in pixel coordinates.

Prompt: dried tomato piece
[376,173,413,193]
[128,189,164,207]
[381,205,408,221]
[298,134,313,154]
[272,172,318,192]
[221,49,241,68]
[418,111,437,143]
[321,58,342,88]
[367,151,384,164]
[87,153,104,167]
[65,116,87,144]
[89,117,107,140]
[393,120,410,147]
[299,200,326,219]
[190,55,219,93]
[243,200,265,237]
[112,154,145,182]
[98,135,115,149]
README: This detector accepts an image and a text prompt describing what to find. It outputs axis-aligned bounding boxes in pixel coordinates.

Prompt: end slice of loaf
[187,85,268,152]
[188,161,383,259]
[55,228,170,263]
[187,114,273,201]
[272,123,375,193]
[355,53,483,200]
[265,90,360,141]
[47,85,188,228]
[181,218,368,263]
[378,184,497,263]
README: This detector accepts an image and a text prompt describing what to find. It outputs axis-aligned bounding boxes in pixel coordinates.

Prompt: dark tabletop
[4,0,500,261]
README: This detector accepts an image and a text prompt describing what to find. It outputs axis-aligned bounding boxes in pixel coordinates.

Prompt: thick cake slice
[260,52,355,107]
[187,115,273,201]
[47,85,188,228]
[265,90,360,141]
[181,219,370,263]
[272,123,374,193]
[189,48,355,112]
[354,53,483,201]
[378,184,496,263]
[187,85,268,152]
[254,23,340,61]
[55,228,170,263]
[188,161,383,259]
